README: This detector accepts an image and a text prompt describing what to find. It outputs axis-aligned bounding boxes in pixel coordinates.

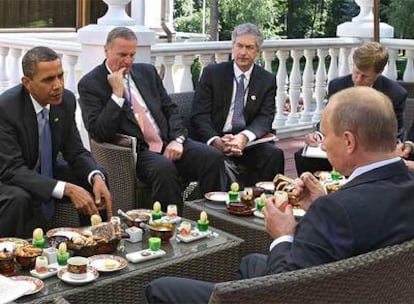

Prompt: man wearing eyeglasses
[190,23,284,187]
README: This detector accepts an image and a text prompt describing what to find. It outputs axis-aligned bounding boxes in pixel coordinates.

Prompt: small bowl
[0,252,16,276]
[126,210,151,228]
[15,245,43,269]
[148,222,174,244]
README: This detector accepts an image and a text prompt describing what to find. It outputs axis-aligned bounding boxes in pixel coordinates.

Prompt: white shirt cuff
[111,94,125,108]
[88,170,105,185]
[207,136,220,146]
[269,235,294,251]
[241,130,256,142]
[51,181,65,199]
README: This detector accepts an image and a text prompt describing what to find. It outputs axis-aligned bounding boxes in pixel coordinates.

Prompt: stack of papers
[302,145,327,159]
[246,133,278,149]
[0,275,33,304]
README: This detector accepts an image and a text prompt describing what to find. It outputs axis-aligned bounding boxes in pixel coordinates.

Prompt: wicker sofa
[208,237,414,303]
[89,91,198,211]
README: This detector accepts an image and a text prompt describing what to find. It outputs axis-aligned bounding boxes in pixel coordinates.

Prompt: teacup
[67,256,89,280]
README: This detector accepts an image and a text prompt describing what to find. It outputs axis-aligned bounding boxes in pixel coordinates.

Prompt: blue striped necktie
[232,74,246,133]
[39,108,55,220]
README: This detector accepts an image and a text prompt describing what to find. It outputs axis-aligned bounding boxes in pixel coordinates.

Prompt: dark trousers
[294,147,332,176]
[145,253,268,304]
[137,139,228,212]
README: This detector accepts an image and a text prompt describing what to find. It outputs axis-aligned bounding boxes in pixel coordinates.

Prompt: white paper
[302,145,327,159]
[0,275,33,304]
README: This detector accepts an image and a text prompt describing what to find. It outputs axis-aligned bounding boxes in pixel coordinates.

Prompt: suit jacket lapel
[21,90,40,168]
[223,62,235,118]
[245,64,261,113]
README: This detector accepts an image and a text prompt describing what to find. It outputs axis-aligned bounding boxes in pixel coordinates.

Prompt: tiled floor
[277,136,305,178]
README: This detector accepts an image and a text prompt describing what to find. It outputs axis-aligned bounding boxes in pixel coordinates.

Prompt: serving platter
[204,191,228,202]
[46,227,82,240]
[176,229,212,243]
[10,276,44,295]
[0,238,29,252]
[88,254,128,272]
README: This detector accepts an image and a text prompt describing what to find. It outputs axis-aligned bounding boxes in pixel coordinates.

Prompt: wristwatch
[175,135,186,144]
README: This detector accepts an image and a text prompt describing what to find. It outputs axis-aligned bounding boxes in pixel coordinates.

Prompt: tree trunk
[210,0,219,41]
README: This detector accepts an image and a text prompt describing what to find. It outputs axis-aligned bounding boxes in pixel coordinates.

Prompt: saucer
[255,181,275,192]
[57,267,99,285]
[88,254,127,272]
[204,191,228,202]
[10,276,44,295]
[253,209,306,218]
[176,229,211,243]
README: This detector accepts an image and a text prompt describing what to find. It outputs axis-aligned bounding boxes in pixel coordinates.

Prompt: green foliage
[383,0,414,38]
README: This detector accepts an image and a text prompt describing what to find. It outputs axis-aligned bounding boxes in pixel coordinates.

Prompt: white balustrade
[4,33,414,135]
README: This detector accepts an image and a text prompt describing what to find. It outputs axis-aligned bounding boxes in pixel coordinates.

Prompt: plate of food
[204,191,228,202]
[46,227,82,240]
[88,254,128,272]
[10,276,44,295]
[255,181,275,192]
[57,266,99,285]
[0,238,29,252]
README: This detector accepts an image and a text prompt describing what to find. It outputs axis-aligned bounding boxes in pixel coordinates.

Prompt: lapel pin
[251,95,256,101]
[54,117,59,122]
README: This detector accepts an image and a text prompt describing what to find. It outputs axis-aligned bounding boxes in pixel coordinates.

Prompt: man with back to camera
[145,86,414,303]
[294,42,407,176]
[0,46,112,238]
[190,23,285,187]
[78,27,228,212]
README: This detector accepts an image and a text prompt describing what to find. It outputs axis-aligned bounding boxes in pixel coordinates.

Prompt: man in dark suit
[190,23,284,187]
[294,42,407,176]
[145,86,414,303]
[0,46,112,238]
[78,27,227,211]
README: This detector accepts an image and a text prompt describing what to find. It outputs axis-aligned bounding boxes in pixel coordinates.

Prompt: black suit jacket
[266,160,414,275]
[0,85,98,202]
[190,61,276,142]
[78,62,187,151]
[328,75,407,140]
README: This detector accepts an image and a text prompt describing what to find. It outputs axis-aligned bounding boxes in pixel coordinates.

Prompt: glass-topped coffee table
[14,221,243,304]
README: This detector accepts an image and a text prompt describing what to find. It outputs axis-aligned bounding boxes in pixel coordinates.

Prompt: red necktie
[125,79,163,153]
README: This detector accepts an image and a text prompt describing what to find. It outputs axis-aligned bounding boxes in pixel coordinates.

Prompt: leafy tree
[383,0,414,38]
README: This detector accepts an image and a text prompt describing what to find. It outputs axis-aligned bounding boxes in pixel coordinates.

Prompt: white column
[176,54,195,92]
[162,55,176,93]
[9,48,22,87]
[77,0,155,76]
[286,49,302,125]
[274,50,289,128]
[215,53,229,63]
[63,54,79,95]
[0,46,10,92]
[131,0,145,25]
[403,50,414,82]
[338,47,351,77]
[300,49,315,123]
[337,0,393,38]
[327,48,339,85]
[313,48,328,122]
[263,50,274,73]
[383,48,398,81]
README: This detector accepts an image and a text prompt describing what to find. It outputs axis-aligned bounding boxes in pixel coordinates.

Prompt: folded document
[302,145,327,159]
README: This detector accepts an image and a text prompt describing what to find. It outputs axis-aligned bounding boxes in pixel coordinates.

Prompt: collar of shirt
[233,62,253,84]
[30,95,50,116]
[345,156,401,183]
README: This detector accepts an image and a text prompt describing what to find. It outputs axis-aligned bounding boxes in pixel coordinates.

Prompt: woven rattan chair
[208,238,414,303]
[89,92,200,210]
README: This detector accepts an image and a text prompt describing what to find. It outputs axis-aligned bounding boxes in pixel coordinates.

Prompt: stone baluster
[286,49,302,125]
[403,50,414,82]
[161,55,176,93]
[0,46,10,92]
[338,47,351,77]
[300,48,315,123]
[313,48,328,122]
[263,50,274,73]
[383,48,398,81]
[63,54,79,95]
[327,48,339,85]
[198,53,214,77]
[98,0,135,25]
[178,54,195,92]
[9,48,22,87]
[274,50,289,128]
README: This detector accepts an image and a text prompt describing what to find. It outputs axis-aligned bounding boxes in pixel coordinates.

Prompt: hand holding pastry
[263,196,296,239]
[293,172,326,211]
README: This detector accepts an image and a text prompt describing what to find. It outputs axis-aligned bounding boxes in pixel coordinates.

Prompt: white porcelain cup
[67,256,89,280]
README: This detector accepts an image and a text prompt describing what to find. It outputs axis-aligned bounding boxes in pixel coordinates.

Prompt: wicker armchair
[89,92,199,210]
[208,238,414,303]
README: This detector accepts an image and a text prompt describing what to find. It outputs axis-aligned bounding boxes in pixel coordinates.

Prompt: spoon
[117,209,134,222]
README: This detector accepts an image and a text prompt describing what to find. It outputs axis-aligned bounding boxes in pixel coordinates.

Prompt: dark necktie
[39,108,55,220]
[232,74,246,133]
